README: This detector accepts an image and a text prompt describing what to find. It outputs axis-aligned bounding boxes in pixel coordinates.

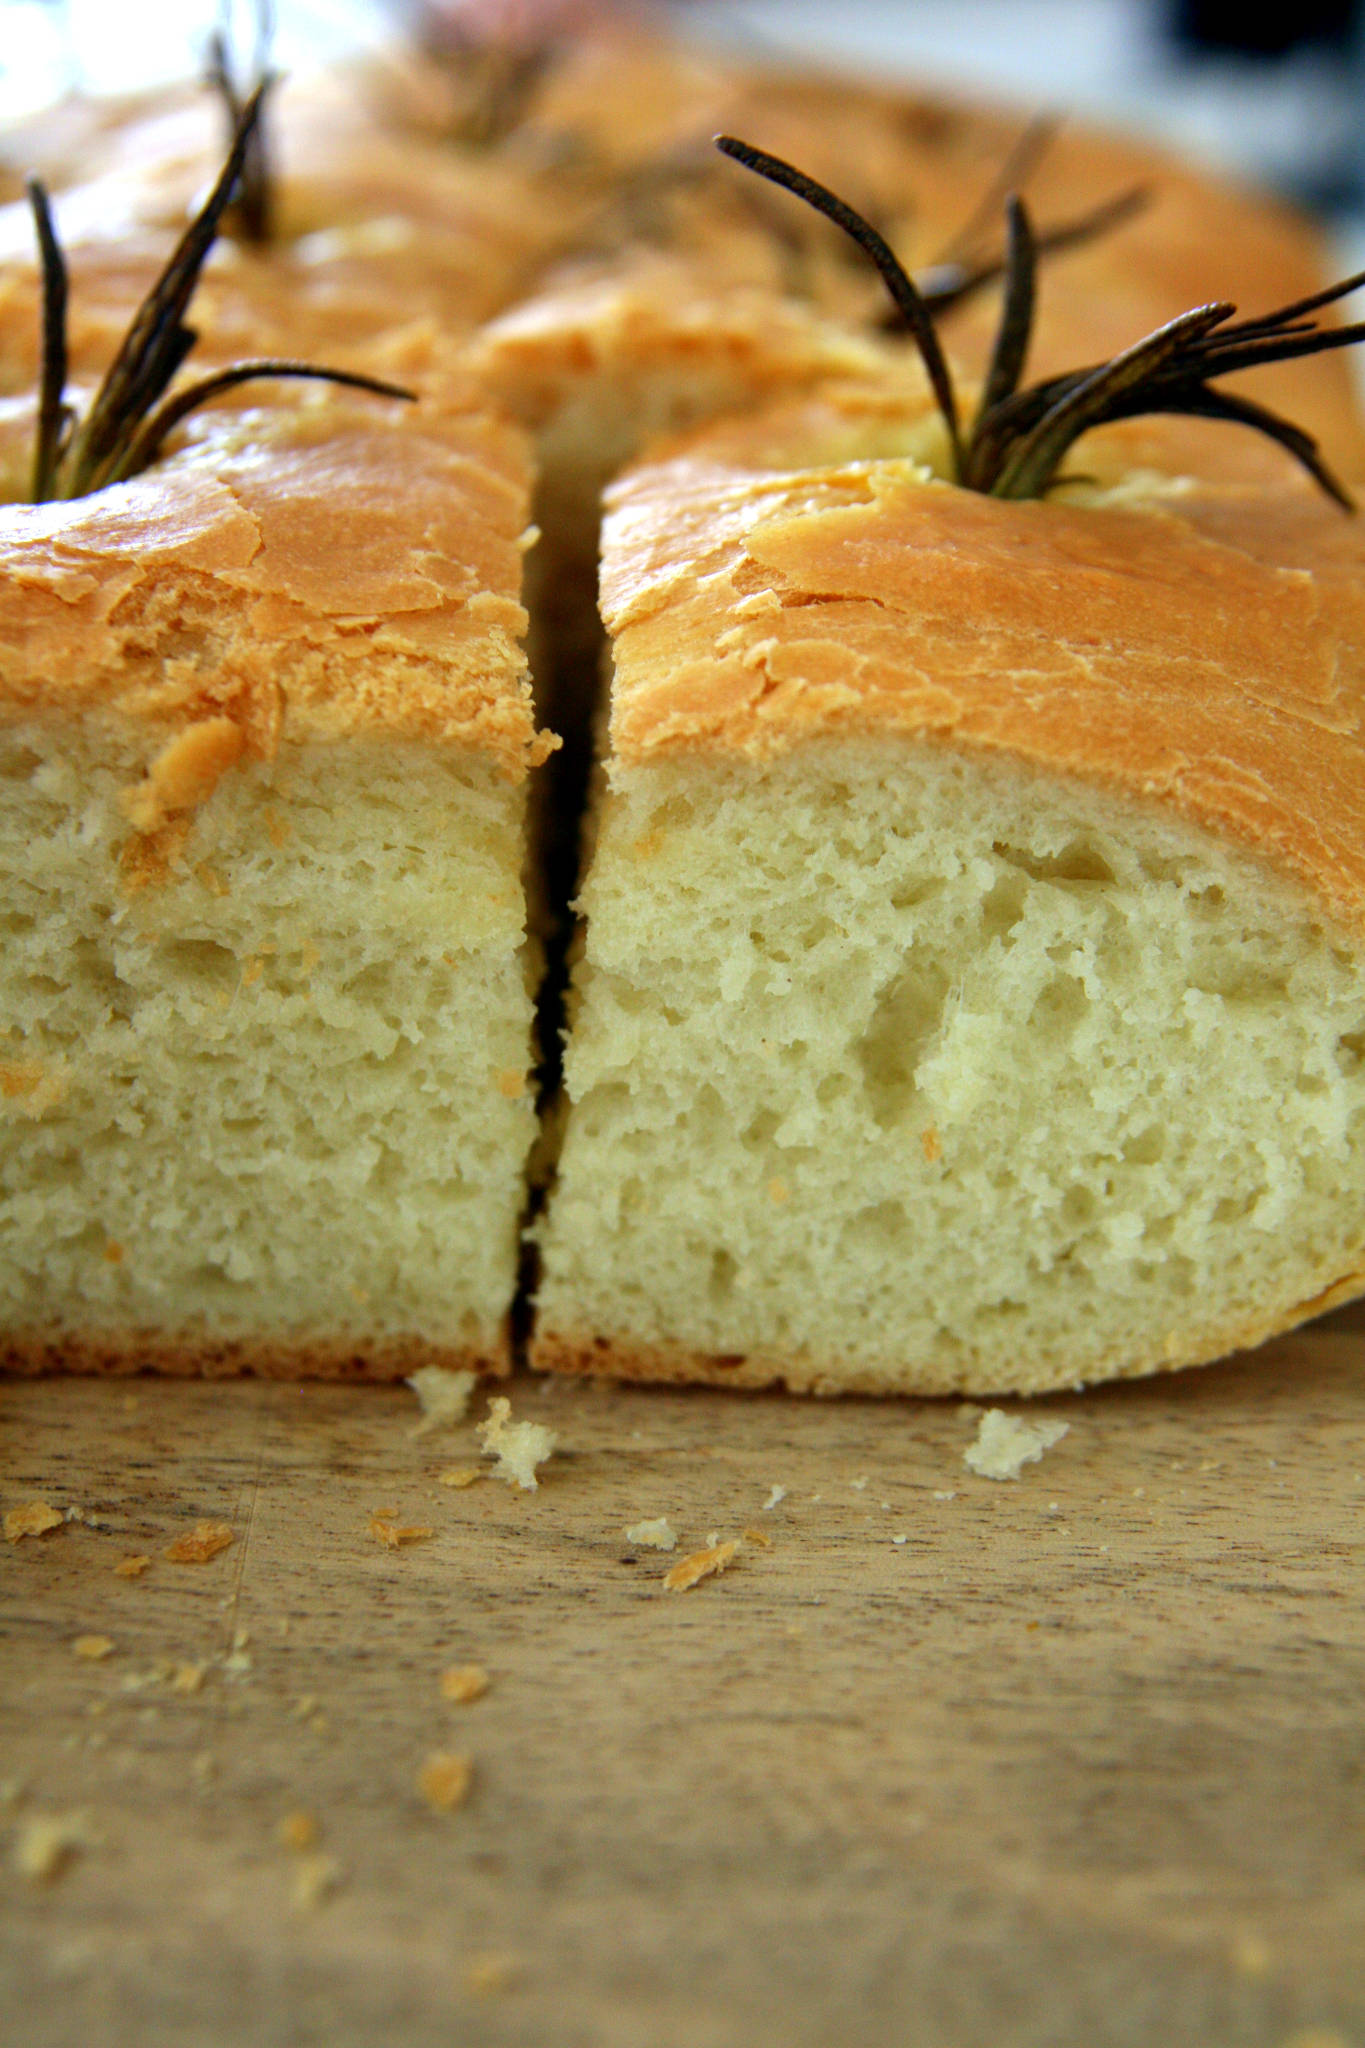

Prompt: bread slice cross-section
[531,390,1365,1395]
[0,375,550,1376]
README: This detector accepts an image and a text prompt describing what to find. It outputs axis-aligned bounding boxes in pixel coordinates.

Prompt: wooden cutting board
[3,1314,1364,2048]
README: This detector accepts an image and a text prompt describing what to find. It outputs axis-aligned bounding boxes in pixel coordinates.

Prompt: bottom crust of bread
[532,1268,1365,1399]
[0,1328,511,1381]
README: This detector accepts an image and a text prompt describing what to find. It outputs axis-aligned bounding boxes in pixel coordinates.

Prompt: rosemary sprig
[206,0,276,244]
[413,4,557,151]
[907,111,1148,319]
[25,89,414,505]
[716,133,1365,507]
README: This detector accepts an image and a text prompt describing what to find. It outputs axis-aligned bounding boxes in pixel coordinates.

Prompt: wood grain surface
[3,1317,1365,2048]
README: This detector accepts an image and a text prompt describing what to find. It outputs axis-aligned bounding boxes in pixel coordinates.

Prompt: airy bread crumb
[964,1409,1071,1480]
[439,1664,490,1704]
[71,1634,115,1661]
[368,1510,434,1548]
[164,1522,235,1563]
[112,1554,151,1578]
[475,1397,558,1490]
[406,1366,477,1435]
[624,1517,677,1551]
[5,1499,64,1542]
[664,1539,741,1592]
[417,1750,473,1813]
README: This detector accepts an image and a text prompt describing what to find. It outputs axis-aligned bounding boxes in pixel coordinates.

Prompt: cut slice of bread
[531,394,1365,1395]
[0,372,550,1376]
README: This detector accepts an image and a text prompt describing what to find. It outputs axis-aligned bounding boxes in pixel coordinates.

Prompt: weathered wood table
[3,1315,1364,2048]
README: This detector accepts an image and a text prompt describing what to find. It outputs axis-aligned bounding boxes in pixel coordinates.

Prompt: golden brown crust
[531,1269,1365,1398]
[0,1328,510,1380]
[601,398,1365,931]
[0,373,550,779]
[467,250,902,428]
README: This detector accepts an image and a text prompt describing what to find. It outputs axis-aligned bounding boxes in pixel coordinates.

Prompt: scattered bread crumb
[5,1499,64,1543]
[892,1534,909,1546]
[437,1466,483,1489]
[170,1662,206,1695]
[850,1476,869,1492]
[740,1526,772,1547]
[63,1504,109,1530]
[278,1810,319,1853]
[368,1509,434,1548]
[14,1813,89,1883]
[417,1750,472,1813]
[113,1554,151,1579]
[476,1397,558,1491]
[964,1410,1071,1481]
[664,1539,741,1593]
[761,1485,787,1512]
[406,1366,476,1436]
[71,1635,115,1662]
[465,1952,521,1998]
[1230,1929,1272,1979]
[165,1521,235,1564]
[440,1664,490,1705]
[292,1853,342,1912]
[624,1517,677,1551]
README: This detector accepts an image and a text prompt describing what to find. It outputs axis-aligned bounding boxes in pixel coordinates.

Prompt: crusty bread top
[0,367,549,777]
[467,249,905,428]
[601,389,1365,931]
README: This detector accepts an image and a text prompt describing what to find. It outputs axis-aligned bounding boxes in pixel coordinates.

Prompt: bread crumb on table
[278,1809,319,1853]
[112,1554,151,1578]
[164,1521,235,1564]
[368,1510,434,1548]
[13,1814,89,1883]
[761,1485,787,1511]
[624,1517,677,1551]
[437,1466,483,1489]
[5,1499,64,1543]
[664,1539,741,1593]
[440,1664,490,1705]
[406,1366,476,1435]
[465,1952,521,1997]
[1230,1928,1272,1978]
[417,1750,473,1813]
[292,1853,342,1912]
[476,1397,558,1491]
[740,1526,772,1547]
[964,1409,1071,1481]
[71,1635,115,1661]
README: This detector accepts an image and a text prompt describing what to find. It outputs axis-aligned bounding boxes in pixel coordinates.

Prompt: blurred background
[3,0,1365,263]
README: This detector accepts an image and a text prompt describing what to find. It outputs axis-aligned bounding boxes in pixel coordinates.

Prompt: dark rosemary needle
[25,84,414,506]
[715,132,1365,508]
[206,0,276,246]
